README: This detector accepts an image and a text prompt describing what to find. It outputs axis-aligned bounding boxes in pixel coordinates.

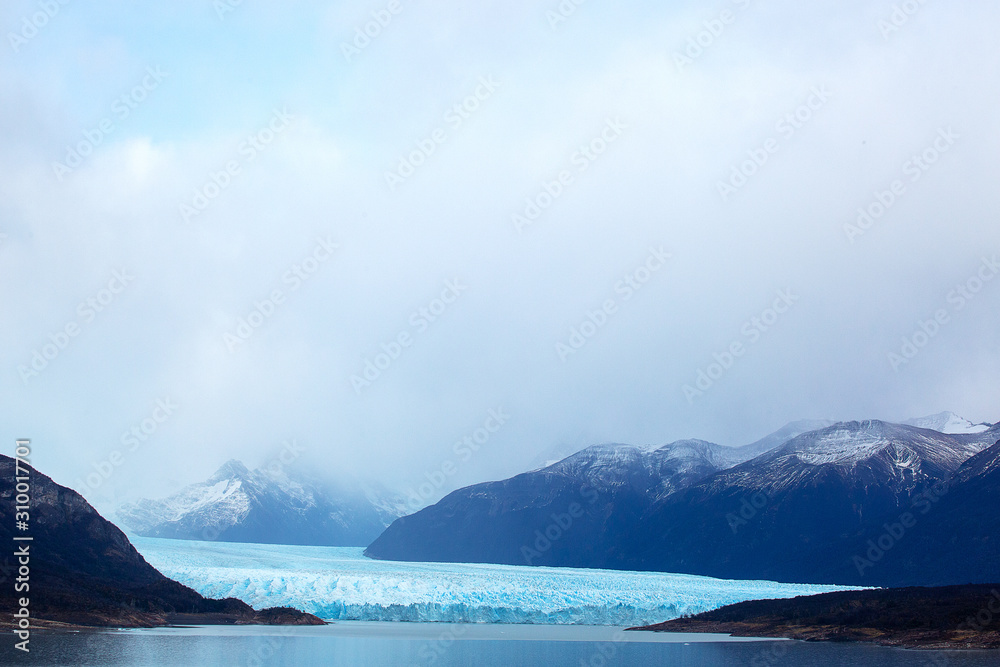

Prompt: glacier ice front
[133,537,857,626]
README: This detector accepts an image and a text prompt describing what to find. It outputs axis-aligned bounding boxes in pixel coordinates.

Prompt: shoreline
[627,584,1000,650]
[10,613,999,649]
[627,618,1000,650]
[0,607,326,630]
[10,620,781,644]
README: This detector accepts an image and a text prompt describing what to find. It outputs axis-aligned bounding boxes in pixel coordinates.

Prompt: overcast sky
[2,0,998,511]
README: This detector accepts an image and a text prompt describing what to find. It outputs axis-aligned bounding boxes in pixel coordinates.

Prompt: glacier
[133,537,859,626]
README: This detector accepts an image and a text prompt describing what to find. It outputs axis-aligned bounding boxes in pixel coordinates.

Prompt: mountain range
[366,414,1000,587]
[366,418,841,566]
[0,454,322,627]
[117,459,405,546]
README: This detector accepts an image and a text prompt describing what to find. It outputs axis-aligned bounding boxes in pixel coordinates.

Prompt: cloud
[1,0,998,508]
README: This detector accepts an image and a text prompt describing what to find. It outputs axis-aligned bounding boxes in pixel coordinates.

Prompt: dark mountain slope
[366,440,730,566]
[819,438,1000,586]
[368,420,1000,587]
[625,421,985,582]
[0,454,322,627]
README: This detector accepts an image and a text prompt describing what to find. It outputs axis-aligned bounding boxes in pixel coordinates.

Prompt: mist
[2,0,998,512]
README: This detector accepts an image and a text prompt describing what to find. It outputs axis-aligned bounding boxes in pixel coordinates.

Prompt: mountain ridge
[118,459,404,546]
[903,411,993,434]
[367,418,1000,587]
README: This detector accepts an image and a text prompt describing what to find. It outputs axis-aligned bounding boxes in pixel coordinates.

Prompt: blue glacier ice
[133,537,860,626]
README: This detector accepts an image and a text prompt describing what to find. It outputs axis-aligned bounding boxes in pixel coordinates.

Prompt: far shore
[6,620,784,644]
[628,584,1000,650]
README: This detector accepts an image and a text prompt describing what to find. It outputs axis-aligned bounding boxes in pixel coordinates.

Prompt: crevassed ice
[132,537,858,626]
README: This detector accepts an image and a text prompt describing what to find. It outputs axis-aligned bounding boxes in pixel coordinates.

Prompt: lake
[22,538,984,666]
[12,623,999,666]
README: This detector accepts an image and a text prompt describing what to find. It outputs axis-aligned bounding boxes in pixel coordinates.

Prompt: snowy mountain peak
[732,419,835,461]
[555,439,725,470]
[209,459,252,481]
[651,439,718,457]
[769,419,982,471]
[117,459,406,547]
[542,422,841,480]
[903,411,992,434]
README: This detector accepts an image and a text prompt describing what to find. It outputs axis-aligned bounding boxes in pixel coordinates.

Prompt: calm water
[6,624,999,667]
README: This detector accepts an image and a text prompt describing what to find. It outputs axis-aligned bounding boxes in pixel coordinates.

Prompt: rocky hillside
[0,454,323,627]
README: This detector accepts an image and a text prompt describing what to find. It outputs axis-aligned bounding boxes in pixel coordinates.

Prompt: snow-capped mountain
[543,440,732,502]
[118,460,405,546]
[819,436,1000,587]
[365,421,833,566]
[525,419,833,472]
[0,454,321,626]
[732,419,836,461]
[365,422,836,567]
[367,418,1000,587]
[903,411,993,434]
[721,419,994,492]
[365,437,743,567]
[626,420,1000,581]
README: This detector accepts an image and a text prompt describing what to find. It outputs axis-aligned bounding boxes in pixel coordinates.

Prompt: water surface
[12,624,998,667]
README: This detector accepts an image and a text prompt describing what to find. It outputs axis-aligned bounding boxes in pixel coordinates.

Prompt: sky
[2,0,998,512]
